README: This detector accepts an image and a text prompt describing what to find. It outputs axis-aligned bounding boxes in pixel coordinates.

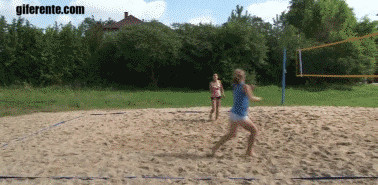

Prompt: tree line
[0,0,376,89]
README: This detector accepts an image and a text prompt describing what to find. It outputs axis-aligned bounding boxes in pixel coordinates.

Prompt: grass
[0,84,377,117]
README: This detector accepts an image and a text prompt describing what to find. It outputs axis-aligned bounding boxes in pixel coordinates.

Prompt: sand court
[0,106,377,184]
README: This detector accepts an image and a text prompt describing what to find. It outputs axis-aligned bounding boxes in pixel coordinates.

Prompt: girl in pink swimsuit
[209,73,225,120]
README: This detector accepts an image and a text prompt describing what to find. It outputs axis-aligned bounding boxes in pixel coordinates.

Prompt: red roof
[103,12,142,30]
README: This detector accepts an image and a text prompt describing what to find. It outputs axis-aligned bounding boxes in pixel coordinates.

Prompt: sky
[0,0,377,29]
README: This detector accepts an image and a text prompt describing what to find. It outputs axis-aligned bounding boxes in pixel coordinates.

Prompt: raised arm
[243,84,261,102]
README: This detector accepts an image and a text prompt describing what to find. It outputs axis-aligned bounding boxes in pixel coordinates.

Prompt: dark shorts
[211,96,221,100]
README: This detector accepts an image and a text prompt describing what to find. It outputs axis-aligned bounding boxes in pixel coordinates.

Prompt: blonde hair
[233,69,245,84]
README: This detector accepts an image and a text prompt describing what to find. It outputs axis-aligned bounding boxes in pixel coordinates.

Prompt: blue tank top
[231,83,249,117]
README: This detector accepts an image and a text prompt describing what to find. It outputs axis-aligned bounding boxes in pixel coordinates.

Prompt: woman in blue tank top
[210,69,262,157]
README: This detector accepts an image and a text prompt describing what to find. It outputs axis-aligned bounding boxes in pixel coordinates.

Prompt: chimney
[125,12,128,18]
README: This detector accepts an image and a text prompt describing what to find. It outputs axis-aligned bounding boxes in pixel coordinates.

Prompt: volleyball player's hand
[249,84,256,91]
[252,96,262,102]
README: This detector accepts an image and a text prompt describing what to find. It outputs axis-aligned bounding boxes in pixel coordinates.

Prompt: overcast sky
[0,0,376,29]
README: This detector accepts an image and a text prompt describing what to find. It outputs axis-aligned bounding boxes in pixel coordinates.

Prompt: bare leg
[215,99,221,120]
[238,118,258,156]
[209,99,216,120]
[210,121,238,156]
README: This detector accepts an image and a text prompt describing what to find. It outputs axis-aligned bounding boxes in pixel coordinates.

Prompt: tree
[286,0,316,36]
[0,16,8,85]
[354,17,378,81]
[287,0,357,42]
[221,5,268,85]
[38,22,89,85]
[285,0,374,83]
[78,17,105,84]
[6,17,44,85]
[104,18,116,26]
[354,16,378,36]
[117,20,181,88]
[260,12,315,85]
[80,17,104,54]
[39,25,61,85]
[228,5,250,23]
[172,23,221,89]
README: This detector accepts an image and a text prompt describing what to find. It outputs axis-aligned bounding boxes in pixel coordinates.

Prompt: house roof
[103,13,142,30]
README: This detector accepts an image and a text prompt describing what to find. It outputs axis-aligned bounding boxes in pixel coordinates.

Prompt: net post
[295,50,298,76]
[281,48,287,105]
[298,49,303,77]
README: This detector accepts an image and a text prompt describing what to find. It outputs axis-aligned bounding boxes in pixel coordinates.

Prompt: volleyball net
[296,32,378,78]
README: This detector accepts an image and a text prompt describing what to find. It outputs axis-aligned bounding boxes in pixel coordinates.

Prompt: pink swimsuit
[210,82,222,98]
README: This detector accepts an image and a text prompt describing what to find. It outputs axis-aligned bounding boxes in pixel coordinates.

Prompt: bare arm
[219,80,225,97]
[243,84,261,102]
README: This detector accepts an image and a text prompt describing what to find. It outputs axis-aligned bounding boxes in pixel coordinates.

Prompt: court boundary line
[1,116,84,149]
[1,112,131,149]
[0,175,376,181]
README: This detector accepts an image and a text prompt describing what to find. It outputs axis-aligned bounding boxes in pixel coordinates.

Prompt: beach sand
[0,106,377,184]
